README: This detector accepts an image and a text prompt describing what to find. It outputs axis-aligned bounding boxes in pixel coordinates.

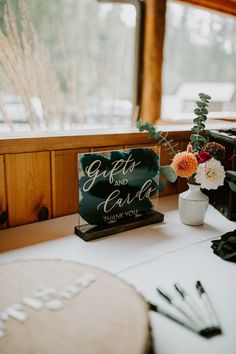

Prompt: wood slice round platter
[0,260,151,354]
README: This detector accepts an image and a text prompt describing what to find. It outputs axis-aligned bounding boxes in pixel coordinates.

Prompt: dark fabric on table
[211,229,236,262]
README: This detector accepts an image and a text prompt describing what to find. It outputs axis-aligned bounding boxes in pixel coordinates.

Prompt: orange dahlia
[171,152,198,178]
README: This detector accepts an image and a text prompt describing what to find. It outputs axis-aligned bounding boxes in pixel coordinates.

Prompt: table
[1,195,236,354]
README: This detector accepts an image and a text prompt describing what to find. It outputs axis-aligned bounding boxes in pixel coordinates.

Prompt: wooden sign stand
[75,209,164,241]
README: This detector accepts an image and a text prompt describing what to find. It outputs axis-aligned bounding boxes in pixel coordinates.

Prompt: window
[162,1,236,121]
[0,0,138,132]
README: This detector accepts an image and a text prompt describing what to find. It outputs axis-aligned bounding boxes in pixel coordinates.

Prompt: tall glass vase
[178,183,209,226]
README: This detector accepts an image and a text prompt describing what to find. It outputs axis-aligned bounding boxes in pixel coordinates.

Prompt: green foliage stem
[190,93,211,152]
[136,120,178,156]
[136,120,177,183]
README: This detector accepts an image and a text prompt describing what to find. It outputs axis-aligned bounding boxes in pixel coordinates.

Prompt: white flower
[195,157,225,190]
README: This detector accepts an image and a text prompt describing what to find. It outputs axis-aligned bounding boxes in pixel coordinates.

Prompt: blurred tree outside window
[0,0,136,132]
[162,1,236,121]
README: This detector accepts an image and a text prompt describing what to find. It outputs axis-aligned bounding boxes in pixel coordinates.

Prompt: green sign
[75,147,163,240]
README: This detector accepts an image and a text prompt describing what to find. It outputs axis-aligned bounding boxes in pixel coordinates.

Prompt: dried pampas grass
[0,0,64,130]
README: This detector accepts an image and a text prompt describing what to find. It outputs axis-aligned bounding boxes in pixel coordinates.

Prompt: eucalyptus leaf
[191,127,198,132]
[199,93,211,100]
[154,131,162,138]
[198,135,207,142]
[148,130,156,138]
[160,165,177,183]
[136,120,142,129]
[227,181,236,193]
[145,122,154,131]
[226,170,236,179]
[196,101,205,108]
[139,125,146,132]
[194,108,201,115]
[190,133,199,139]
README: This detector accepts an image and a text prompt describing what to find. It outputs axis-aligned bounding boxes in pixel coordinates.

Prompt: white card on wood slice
[22,297,44,310]
[11,303,23,311]
[7,308,28,322]
[60,285,81,299]
[34,287,57,301]
[46,299,63,311]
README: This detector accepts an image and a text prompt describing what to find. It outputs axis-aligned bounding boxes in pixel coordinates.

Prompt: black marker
[149,302,200,335]
[174,282,208,327]
[149,302,222,338]
[157,288,201,329]
[195,281,221,329]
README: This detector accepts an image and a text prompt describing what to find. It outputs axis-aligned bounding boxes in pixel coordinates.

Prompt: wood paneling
[0,130,207,235]
[5,152,51,226]
[140,0,167,123]
[90,146,124,152]
[124,143,153,149]
[0,155,7,229]
[178,0,236,16]
[51,149,88,217]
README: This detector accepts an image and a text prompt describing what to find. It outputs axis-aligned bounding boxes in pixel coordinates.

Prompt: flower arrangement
[171,93,226,190]
[137,93,226,191]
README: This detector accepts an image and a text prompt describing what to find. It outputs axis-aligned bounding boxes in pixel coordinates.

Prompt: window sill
[0,119,235,154]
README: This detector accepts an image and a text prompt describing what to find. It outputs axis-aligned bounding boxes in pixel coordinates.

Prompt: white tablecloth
[1,195,236,354]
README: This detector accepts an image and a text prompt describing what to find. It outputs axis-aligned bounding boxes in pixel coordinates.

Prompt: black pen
[149,302,222,338]
[149,302,200,335]
[174,282,208,327]
[195,281,221,329]
[156,287,201,329]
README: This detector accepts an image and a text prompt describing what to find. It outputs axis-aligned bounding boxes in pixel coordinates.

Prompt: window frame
[161,0,236,123]
[98,0,144,123]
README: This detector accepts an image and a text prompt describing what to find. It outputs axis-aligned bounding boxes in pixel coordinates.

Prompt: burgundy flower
[196,151,212,163]
[203,142,226,162]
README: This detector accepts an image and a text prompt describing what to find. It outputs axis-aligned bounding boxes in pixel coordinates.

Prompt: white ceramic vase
[178,183,209,226]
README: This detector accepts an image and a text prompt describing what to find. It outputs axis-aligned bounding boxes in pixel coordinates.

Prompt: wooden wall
[0,130,190,230]
[140,0,167,122]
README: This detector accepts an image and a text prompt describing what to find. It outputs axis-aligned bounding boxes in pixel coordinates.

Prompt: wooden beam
[0,129,192,154]
[140,0,167,123]
[0,155,7,229]
[177,0,236,17]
